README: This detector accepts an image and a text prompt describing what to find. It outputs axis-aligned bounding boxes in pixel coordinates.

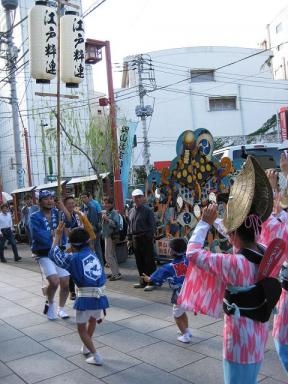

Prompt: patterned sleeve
[48,246,71,271]
[213,218,228,238]
[260,214,288,246]
[187,220,246,286]
[149,265,171,286]
[277,210,288,225]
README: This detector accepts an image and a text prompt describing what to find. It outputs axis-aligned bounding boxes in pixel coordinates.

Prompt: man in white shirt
[0,204,21,263]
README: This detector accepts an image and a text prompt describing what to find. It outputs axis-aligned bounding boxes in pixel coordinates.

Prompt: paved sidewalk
[0,245,286,383]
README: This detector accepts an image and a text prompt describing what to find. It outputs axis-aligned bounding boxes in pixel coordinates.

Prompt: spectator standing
[61,196,82,300]
[0,204,22,263]
[30,190,69,320]
[81,191,102,213]
[21,194,38,245]
[102,197,122,281]
[81,192,103,265]
[127,189,156,291]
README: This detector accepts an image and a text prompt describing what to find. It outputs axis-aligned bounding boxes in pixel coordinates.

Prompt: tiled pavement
[0,244,286,383]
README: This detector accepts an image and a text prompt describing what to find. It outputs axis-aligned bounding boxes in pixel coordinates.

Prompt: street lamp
[85,38,124,213]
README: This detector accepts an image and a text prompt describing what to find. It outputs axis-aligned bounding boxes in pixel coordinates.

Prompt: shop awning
[35,180,68,190]
[11,186,36,194]
[67,173,110,185]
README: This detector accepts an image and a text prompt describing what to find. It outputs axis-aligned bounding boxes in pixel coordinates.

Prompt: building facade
[0,0,104,193]
[264,5,288,80]
[117,46,288,165]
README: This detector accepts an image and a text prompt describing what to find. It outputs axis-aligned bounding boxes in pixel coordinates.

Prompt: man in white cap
[127,189,156,291]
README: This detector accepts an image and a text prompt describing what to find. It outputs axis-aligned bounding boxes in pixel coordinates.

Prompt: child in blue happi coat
[49,223,109,365]
[143,237,191,343]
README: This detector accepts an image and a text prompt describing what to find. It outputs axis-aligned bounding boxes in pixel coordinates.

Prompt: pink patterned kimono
[178,220,269,364]
[260,212,288,345]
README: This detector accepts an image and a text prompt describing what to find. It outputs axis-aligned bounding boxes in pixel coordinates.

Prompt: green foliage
[134,166,147,185]
[84,114,112,172]
[213,137,226,150]
[248,114,277,137]
[31,100,113,196]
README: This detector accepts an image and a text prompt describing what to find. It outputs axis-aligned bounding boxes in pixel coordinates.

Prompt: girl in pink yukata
[178,156,278,384]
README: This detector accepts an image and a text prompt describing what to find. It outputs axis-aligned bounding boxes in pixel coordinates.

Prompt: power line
[83,0,107,18]
[0,16,28,38]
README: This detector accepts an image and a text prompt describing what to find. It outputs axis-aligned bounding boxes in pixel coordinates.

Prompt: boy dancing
[143,237,191,343]
[49,223,109,365]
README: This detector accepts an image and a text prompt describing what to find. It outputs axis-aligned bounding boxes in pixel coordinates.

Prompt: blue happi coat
[49,245,109,311]
[150,255,188,289]
[30,208,65,254]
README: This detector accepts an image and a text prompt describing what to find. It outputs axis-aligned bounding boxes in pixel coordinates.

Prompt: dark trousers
[0,228,19,261]
[94,236,104,266]
[132,234,156,280]
[69,276,75,294]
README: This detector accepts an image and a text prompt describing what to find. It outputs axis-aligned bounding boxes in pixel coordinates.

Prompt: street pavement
[0,243,286,384]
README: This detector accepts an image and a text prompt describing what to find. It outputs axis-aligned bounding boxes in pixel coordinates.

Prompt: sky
[82,0,288,92]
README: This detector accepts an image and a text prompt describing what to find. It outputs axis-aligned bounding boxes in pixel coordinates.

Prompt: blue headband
[39,190,54,200]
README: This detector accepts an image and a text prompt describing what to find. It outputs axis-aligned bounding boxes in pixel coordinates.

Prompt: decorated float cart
[146,129,236,262]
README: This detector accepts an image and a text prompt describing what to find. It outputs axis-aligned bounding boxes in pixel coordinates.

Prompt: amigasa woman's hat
[223,156,273,233]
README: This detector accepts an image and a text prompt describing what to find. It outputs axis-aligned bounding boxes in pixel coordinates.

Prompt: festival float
[146,129,236,261]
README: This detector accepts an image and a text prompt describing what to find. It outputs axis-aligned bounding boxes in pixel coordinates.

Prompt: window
[209,96,237,111]
[276,23,283,33]
[190,69,214,82]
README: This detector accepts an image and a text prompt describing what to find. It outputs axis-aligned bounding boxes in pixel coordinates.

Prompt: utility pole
[85,38,124,212]
[133,54,156,175]
[56,0,62,197]
[2,0,24,188]
[40,121,48,183]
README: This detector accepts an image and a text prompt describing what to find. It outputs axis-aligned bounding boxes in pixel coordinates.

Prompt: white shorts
[38,257,70,279]
[173,304,185,318]
[76,309,102,324]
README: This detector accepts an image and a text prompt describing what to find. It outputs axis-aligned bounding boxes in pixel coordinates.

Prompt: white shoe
[86,352,103,365]
[47,303,57,321]
[185,328,192,338]
[143,285,155,292]
[177,329,192,337]
[57,308,69,319]
[177,333,191,343]
[81,344,90,355]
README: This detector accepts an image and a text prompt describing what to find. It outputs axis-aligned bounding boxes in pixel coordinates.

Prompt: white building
[264,5,288,80]
[0,0,103,193]
[118,46,288,165]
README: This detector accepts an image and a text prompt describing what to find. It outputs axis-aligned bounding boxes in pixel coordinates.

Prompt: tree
[32,102,113,196]
[248,114,277,137]
[133,165,147,185]
[213,137,226,151]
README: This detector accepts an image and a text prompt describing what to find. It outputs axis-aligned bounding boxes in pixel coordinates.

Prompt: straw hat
[223,156,273,233]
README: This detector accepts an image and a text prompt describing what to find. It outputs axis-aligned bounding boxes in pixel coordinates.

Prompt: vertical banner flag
[118,120,138,201]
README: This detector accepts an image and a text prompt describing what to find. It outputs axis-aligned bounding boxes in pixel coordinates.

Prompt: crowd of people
[0,155,288,382]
